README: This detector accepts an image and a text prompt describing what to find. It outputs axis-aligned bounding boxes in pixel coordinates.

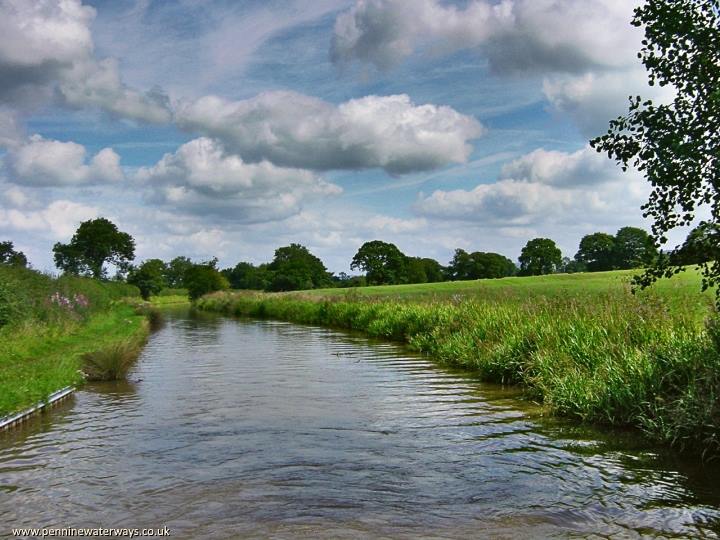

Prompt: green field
[198,268,719,458]
[0,266,147,417]
[304,268,710,304]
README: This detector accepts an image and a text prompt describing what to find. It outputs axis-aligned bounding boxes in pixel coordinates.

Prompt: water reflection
[1,311,719,539]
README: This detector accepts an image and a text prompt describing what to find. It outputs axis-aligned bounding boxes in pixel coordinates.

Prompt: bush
[184,264,229,300]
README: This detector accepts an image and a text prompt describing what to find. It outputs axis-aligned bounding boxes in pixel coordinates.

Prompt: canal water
[2,310,719,538]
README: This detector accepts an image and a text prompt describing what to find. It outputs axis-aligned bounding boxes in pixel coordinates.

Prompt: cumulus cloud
[58,58,172,123]
[0,0,94,104]
[0,199,98,238]
[331,0,664,138]
[415,179,570,225]
[176,92,483,174]
[500,146,621,187]
[543,70,676,138]
[331,0,640,74]
[415,146,648,226]
[6,135,124,186]
[136,137,342,222]
[0,0,171,122]
[0,107,24,148]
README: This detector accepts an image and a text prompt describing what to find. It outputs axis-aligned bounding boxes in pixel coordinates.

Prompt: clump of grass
[81,337,144,381]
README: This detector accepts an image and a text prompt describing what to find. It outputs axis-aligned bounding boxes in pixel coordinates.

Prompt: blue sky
[0,0,679,273]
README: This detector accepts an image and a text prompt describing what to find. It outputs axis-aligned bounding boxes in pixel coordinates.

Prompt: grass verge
[0,265,149,418]
[0,305,148,416]
[198,271,719,459]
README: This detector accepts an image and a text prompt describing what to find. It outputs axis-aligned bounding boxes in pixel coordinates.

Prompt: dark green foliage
[417,258,445,283]
[267,244,333,292]
[164,256,193,288]
[574,227,658,273]
[675,222,720,265]
[334,272,367,288]
[590,0,720,301]
[448,249,516,280]
[223,262,267,290]
[575,233,616,272]
[0,241,28,267]
[614,226,658,269]
[351,240,407,285]
[127,259,168,300]
[559,257,587,274]
[405,257,428,284]
[53,218,135,279]
[518,238,562,276]
[184,263,230,300]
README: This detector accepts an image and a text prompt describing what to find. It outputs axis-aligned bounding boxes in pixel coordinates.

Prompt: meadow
[198,267,720,458]
[0,266,146,417]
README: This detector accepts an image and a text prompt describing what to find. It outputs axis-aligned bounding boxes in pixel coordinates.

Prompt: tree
[127,259,168,300]
[575,233,616,272]
[164,256,193,288]
[53,218,135,279]
[418,258,445,283]
[448,249,473,280]
[518,238,562,276]
[351,241,407,285]
[448,250,515,280]
[405,257,428,284]
[675,222,720,265]
[590,0,720,299]
[614,226,658,269]
[267,244,332,292]
[0,241,28,267]
[184,263,230,301]
[559,257,586,274]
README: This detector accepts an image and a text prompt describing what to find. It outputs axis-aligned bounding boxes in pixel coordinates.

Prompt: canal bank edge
[0,305,152,426]
[196,290,720,460]
[0,386,75,431]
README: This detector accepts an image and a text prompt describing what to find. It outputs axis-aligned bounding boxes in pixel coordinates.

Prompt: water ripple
[1,312,719,539]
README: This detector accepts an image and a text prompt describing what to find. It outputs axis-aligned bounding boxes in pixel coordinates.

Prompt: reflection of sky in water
[1,311,719,539]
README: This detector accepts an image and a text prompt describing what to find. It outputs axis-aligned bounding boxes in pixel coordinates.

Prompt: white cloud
[331,0,641,73]
[177,92,483,174]
[6,135,123,187]
[0,107,24,148]
[0,199,98,238]
[500,146,621,187]
[0,0,94,68]
[415,146,650,227]
[543,70,676,138]
[0,0,171,122]
[136,137,342,222]
[58,58,172,123]
[415,179,570,225]
[331,0,666,139]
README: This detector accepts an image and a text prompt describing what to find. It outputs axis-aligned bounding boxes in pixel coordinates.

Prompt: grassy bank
[0,266,146,417]
[197,269,720,458]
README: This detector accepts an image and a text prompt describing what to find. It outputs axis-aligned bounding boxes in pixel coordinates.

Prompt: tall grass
[198,284,719,458]
[82,329,148,382]
[0,265,140,329]
[0,266,146,417]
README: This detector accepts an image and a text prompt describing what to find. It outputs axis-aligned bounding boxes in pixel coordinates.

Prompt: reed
[82,331,147,382]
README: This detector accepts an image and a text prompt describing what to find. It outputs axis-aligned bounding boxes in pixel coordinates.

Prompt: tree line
[1,217,710,300]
